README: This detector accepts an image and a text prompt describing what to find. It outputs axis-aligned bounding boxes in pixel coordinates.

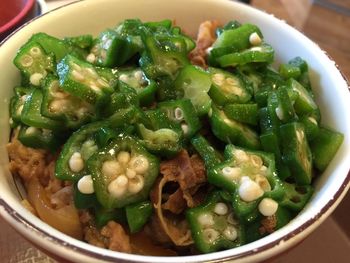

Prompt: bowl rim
[0,0,350,262]
[0,0,36,33]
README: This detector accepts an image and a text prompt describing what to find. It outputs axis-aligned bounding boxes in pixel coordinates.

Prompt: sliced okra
[57,55,116,104]
[208,68,252,106]
[117,68,157,106]
[13,41,55,87]
[41,76,96,129]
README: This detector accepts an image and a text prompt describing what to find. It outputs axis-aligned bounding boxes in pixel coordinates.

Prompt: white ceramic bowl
[0,0,349,262]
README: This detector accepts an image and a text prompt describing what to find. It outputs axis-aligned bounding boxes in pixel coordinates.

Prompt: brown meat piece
[259,215,277,235]
[189,20,221,67]
[160,150,206,208]
[101,221,132,253]
[162,188,187,214]
[7,137,48,181]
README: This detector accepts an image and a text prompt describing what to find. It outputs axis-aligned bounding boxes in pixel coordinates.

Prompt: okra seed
[119,74,128,83]
[308,117,317,125]
[134,70,143,81]
[234,150,249,164]
[205,46,213,55]
[255,174,271,192]
[214,202,228,216]
[223,226,238,241]
[258,198,278,217]
[251,46,262,52]
[227,212,238,225]
[222,167,241,181]
[212,73,225,86]
[174,107,184,120]
[117,151,131,165]
[126,168,136,179]
[128,174,144,194]
[198,213,214,227]
[86,53,96,63]
[102,160,122,177]
[20,55,33,67]
[275,106,284,120]
[77,175,94,194]
[72,63,82,71]
[69,152,84,173]
[296,130,304,142]
[9,118,13,125]
[108,176,128,197]
[181,123,189,135]
[90,83,101,92]
[26,127,38,135]
[225,77,238,86]
[250,155,263,168]
[85,67,98,78]
[203,228,219,244]
[72,70,85,81]
[129,155,149,174]
[208,108,213,117]
[50,100,65,112]
[30,47,41,57]
[97,78,109,88]
[238,176,264,202]
[42,129,52,137]
[16,105,24,115]
[249,32,262,46]
[30,73,44,86]
[116,174,128,186]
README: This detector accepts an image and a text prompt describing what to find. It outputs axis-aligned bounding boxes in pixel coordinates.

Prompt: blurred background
[1,0,349,262]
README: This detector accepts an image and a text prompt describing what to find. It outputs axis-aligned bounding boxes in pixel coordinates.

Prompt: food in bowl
[6,18,343,256]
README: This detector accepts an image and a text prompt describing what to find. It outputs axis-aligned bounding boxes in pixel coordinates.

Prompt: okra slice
[125,200,153,233]
[88,29,139,67]
[55,121,107,181]
[208,68,252,105]
[279,63,301,79]
[136,110,183,157]
[267,86,296,124]
[280,182,313,212]
[10,87,35,124]
[224,103,258,125]
[117,68,157,106]
[174,65,212,116]
[29,32,88,61]
[280,122,313,185]
[64,34,94,50]
[139,26,190,80]
[87,134,159,209]
[208,145,284,222]
[309,126,344,172]
[158,99,201,139]
[57,55,115,104]
[18,125,63,152]
[191,134,223,169]
[21,88,65,131]
[210,23,263,59]
[209,106,260,150]
[299,110,320,141]
[286,78,317,115]
[217,43,274,67]
[41,76,96,129]
[186,191,245,253]
[13,41,55,86]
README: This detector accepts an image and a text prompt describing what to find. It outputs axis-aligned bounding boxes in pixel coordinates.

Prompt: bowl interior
[0,0,349,262]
